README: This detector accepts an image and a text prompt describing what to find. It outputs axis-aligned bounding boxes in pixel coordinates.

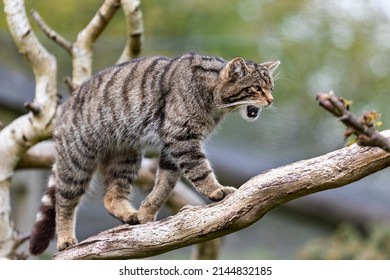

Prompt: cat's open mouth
[246,105,259,119]
[239,105,262,122]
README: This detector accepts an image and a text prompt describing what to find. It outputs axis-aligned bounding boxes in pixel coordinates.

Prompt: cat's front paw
[137,208,157,224]
[57,236,77,251]
[124,212,140,225]
[208,186,236,202]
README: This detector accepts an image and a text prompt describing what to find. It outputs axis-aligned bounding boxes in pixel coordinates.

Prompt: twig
[7,232,30,259]
[63,77,76,94]
[317,91,390,153]
[30,10,72,54]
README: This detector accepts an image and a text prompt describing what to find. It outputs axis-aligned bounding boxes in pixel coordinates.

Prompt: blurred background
[1,0,390,259]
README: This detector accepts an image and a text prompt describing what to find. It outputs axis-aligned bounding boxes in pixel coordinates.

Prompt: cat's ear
[221,57,248,81]
[261,60,280,74]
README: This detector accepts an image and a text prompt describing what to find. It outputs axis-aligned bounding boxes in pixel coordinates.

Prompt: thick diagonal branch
[54,130,390,260]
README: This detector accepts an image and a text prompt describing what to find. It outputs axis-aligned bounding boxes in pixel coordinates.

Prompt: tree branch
[317,91,390,153]
[117,0,144,63]
[1,0,57,258]
[30,9,72,54]
[30,0,144,90]
[71,0,121,87]
[54,130,390,259]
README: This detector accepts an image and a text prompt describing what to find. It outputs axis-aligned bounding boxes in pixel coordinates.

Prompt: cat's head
[215,57,280,122]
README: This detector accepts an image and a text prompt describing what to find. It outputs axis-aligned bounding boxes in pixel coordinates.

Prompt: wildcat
[29,52,279,255]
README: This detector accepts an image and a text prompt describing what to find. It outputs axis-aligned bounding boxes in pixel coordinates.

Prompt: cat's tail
[29,174,56,255]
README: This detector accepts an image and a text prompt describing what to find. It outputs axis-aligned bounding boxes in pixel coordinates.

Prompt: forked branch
[31,0,144,87]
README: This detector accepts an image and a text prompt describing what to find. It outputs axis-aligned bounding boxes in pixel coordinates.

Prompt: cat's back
[55,55,170,128]
[54,52,224,148]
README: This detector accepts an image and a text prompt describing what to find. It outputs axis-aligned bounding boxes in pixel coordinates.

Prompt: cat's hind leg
[55,149,96,251]
[100,150,142,225]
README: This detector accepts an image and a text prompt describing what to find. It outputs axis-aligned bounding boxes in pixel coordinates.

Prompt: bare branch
[30,9,72,53]
[117,0,144,63]
[16,141,55,169]
[54,131,390,259]
[7,232,30,259]
[317,91,390,153]
[72,0,121,86]
[1,0,57,258]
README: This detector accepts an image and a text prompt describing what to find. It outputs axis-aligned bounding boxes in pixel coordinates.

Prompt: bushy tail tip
[29,185,56,255]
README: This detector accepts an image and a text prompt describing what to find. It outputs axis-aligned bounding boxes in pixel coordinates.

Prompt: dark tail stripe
[29,183,56,255]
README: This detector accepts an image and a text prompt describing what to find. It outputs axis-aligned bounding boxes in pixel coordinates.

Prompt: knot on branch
[24,101,42,115]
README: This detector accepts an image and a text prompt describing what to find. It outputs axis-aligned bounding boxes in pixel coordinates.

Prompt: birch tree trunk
[1,0,57,259]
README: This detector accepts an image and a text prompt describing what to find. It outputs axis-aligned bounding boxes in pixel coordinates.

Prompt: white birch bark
[1,0,57,258]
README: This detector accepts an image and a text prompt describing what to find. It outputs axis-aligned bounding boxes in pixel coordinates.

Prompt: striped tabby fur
[29,52,280,255]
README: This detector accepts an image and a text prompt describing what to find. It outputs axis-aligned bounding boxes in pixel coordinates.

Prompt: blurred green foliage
[299,223,390,259]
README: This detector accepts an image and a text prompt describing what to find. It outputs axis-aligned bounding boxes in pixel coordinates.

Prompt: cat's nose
[266,97,273,106]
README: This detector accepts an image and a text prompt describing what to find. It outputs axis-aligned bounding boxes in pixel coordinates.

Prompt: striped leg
[55,159,95,251]
[137,154,180,223]
[166,140,236,201]
[100,150,142,225]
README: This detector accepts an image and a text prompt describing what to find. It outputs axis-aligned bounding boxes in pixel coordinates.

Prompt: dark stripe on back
[201,55,225,63]
[154,55,187,129]
[140,57,167,102]
[192,65,221,75]
[120,63,140,108]
[104,68,123,125]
